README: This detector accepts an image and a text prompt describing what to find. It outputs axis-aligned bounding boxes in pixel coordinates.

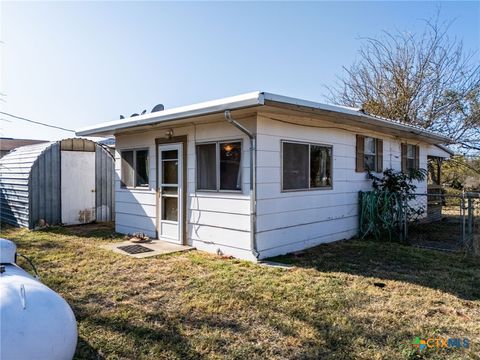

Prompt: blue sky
[1,1,479,140]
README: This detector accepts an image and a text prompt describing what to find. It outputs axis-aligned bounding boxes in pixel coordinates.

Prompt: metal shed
[0,138,115,229]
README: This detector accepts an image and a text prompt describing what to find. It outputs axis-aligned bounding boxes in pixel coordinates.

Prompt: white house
[76,92,452,261]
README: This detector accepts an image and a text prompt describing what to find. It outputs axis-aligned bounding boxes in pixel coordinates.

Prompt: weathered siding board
[254,114,431,258]
[116,201,156,217]
[188,196,250,215]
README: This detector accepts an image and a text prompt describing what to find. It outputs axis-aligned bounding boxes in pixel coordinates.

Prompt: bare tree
[327,15,480,153]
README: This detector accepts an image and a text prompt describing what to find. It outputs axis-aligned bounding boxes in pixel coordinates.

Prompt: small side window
[364,137,377,171]
[121,149,149,188]
[121,151,134,187]
[401,144,419,172]
[356,135,383,172]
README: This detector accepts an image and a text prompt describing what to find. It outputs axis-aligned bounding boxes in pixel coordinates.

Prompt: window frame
[120,148,150,190]
[402,143,420,172]
[196,139,243,193]
[281,140,333,192]
[406,144,416,170]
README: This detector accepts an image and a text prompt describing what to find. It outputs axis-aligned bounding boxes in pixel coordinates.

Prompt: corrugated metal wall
[0,142,53,228]
[0,139,115,229]
[29,143,61,228]
[95,145,115,222]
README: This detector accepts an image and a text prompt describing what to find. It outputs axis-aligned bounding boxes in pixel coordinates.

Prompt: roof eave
[76,91,264,136]
[76,90,453,144]
[261,92,452,144]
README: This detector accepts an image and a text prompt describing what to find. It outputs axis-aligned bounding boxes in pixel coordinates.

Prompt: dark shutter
[376,139,383,172]
[401,143,407,172]
[356,135,365,172]
[415,145,420,170]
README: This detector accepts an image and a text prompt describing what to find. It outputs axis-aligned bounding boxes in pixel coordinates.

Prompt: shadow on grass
[73,307,207,359]
[38,222,119,240]
[75,337,106,360]
[270,239,480,301]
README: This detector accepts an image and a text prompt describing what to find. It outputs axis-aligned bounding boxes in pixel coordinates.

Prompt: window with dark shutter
[356,135,365,172]
[356,135,383,172]
[401,143,419,172]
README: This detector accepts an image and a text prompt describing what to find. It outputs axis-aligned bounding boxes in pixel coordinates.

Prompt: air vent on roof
[151,104,164,113]
[119,104,164,119]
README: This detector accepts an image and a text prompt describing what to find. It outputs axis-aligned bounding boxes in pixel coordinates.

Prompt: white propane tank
[0,238,78,360]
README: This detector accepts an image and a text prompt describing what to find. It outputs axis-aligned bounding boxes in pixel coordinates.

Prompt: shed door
[61,151,96,225]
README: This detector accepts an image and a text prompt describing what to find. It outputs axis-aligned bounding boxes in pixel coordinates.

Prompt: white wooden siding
[114,112,436,261]
[255,114,430,259]
[114,119,254,257]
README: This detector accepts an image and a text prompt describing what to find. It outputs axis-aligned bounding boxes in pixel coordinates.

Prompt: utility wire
[0,111,75,132]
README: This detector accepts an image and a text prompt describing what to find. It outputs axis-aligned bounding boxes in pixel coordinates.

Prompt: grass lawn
[1,224,479,360]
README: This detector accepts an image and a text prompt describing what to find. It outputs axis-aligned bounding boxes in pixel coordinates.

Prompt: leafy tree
[442,155,480,189]
[327,14,480,153]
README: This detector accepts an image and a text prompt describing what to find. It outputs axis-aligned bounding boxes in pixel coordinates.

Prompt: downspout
[224,110,259,259]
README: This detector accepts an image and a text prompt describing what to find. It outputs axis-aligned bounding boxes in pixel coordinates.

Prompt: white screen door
[157,143,183,243]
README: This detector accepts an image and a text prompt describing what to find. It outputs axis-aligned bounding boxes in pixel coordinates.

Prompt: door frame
[155,136,187,245]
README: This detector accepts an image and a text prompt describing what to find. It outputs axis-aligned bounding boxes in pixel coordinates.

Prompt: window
[364,137,376,171]
[407,144,416,170]
[282,141,332,191]
[196,141,242,191]
[356,135,383,172]
[121,149,149,188]
[401,144,419,172]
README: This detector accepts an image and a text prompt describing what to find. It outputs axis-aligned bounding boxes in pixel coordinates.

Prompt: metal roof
[0,138,48,152]
[76,91,452,143]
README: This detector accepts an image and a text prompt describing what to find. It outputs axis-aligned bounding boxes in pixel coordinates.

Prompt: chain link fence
[359,190,479,255]
[405,192,478,254]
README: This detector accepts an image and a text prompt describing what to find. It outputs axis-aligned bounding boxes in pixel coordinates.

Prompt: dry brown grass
[1,223,479,360]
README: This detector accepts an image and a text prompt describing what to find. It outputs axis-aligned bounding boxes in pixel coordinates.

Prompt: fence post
[467,194,473,252]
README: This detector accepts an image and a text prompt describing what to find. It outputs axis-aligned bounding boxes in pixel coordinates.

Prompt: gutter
[224,110,259,259]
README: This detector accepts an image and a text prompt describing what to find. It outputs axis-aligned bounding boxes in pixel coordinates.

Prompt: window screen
[197,143,217,190]
[364,137,376,171]
[121,151,134,187]
[136,150,149,187]
[220,142,242,191]
[310,145,332,188]
[282,142,310,190]
[121,149,149,188]
[407,144,416,170]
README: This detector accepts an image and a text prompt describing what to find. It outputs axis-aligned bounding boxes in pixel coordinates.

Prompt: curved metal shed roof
[0,139,114,229]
